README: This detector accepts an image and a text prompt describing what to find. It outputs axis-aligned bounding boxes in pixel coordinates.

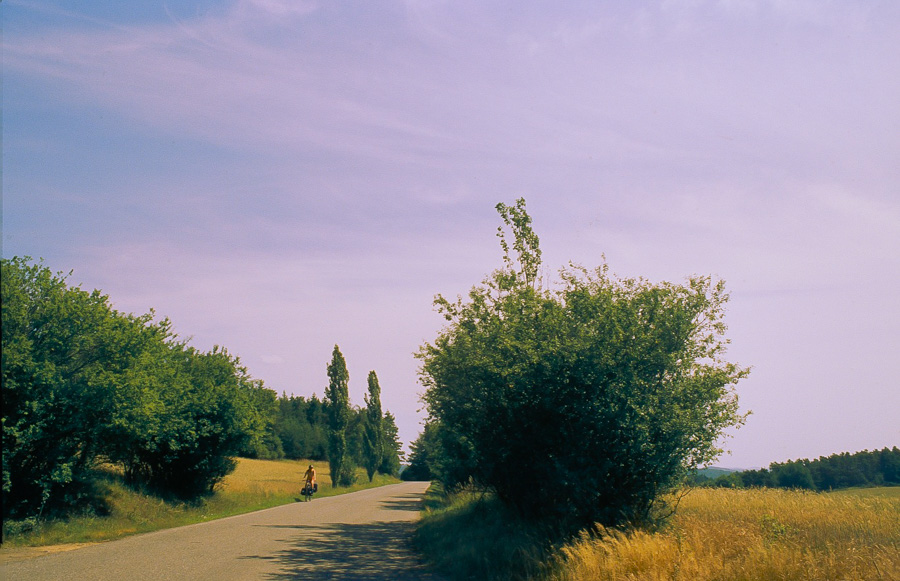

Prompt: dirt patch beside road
[1,542,99,564]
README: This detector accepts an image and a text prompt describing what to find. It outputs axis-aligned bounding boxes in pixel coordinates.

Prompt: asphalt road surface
[1,481,440,580]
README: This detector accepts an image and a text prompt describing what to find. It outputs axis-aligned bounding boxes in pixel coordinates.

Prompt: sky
[2,0,898,468]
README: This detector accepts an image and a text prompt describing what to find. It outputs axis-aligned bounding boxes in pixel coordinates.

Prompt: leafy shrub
[418,200,748,532]
[2,258,155,517]
[2,257,277,516]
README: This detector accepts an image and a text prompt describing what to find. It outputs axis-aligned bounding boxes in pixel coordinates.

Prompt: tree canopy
[2,257,275,517]
[417,199,748,531]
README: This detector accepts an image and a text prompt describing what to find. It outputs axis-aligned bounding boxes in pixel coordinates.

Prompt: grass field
[554,487,900,581]
[416,486,900,581]
[1,458,400,549]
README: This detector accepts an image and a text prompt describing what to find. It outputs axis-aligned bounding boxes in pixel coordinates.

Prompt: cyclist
[303,464,317,493]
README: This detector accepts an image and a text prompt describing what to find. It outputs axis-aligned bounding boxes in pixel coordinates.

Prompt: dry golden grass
[219,458,397,500]
[552,487,900,581]
[218,457,326,496]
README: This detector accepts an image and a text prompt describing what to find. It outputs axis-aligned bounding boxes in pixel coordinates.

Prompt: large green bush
[418,200,748,531]
[2,258,160,517]
[2,257,276,516]
[107,344,269,498]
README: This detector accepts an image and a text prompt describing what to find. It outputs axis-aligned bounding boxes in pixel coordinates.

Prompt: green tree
[274,394,327,460]
[379,411,404,477]
[345,407,366,467]
[402,422,439,481]
[325,345,353,486]
[418,199,748,532]
[362,371,385,482]
[108,344,268,498]
[496,197,542,290]
[738,468,775,488]
[773,461,815,490]
[2,258,160,517]
[2,257,278,515]
[712,447,900,491]
[239,380,283,459]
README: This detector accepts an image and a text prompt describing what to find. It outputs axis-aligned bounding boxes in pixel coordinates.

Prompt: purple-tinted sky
[3,0,898,467]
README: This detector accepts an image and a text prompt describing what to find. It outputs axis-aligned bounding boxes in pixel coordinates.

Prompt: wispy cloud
[4,0,899,463]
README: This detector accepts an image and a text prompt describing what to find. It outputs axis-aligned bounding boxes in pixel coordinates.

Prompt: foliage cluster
[326,345,354,487]
[401,421,438,482]
[322,346,403,486]
[363,371,386,482]
[1,257,276,518]
[267,392,403,479]
[416,199,748,532]
[269,394,328,460]
[704,447,900,491]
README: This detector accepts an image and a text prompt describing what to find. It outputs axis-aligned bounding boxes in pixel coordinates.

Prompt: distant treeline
[248,392,403,478]
[700,447,900,491]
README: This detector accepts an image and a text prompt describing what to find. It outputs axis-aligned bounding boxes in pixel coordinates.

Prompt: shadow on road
[378,492,424,513]
[244,520,437,580]
[243,489,434,580]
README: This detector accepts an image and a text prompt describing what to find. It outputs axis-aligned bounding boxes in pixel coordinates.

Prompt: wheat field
[218,457,326,496]
[552,487,900,581]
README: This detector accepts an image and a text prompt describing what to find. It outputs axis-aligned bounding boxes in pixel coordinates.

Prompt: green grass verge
[2,461,400,548]
[828,485,900,499]
[414,484,558,581]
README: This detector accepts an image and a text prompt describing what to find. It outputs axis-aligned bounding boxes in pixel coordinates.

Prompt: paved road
[1,481,440,580]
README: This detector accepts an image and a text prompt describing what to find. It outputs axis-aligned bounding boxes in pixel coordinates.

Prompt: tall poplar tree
[362,370,384,482]
[325,345,353,486]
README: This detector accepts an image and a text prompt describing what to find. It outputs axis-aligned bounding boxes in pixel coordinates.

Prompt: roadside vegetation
[2,458,399,548]
[416,484,900,581]
[2,256,404,543]
[414,199,747,532]
[409,200,898,580]
[414,485,558,580]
